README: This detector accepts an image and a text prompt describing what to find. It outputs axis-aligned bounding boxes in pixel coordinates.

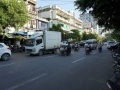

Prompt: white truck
[25,31,61,55]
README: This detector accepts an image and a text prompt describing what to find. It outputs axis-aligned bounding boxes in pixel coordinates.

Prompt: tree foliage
[0,0,30,30]
[82,32,88,40]
[70,29,81,41]
[111,31,120,42]
[49,24,64,39]
[82,32,98,40]
[74,0,120,31]
[105,33,113,41]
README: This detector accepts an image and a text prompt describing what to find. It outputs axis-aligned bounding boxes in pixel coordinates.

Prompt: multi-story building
[37,5,82,33]
[23,0,37,31]
[20,0,49,35]
[80,13,107,36]
[80,13,98,34]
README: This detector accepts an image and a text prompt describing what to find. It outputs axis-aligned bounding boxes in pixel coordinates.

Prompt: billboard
[83,22,92,29]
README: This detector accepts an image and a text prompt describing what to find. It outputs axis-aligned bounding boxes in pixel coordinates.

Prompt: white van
[85,39,97,49]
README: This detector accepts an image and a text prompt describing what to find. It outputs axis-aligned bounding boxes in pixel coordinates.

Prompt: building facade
[80,13,107,36]
[37,5,82,33]
[18,0,49,35]
[80,13,97,34]
[23,0,37,31]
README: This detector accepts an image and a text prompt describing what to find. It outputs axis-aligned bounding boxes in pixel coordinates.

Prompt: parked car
[0,43,11,61]
[107,41,115,49]
[110,42,120,50]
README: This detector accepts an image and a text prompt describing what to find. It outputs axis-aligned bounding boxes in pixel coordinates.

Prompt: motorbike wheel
[112,53,117,58]
[63,51,67,56]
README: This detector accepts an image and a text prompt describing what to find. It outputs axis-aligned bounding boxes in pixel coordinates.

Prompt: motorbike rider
[98,43,103,51]
[74,42,79,50]
[67,42,71,54]
[85,43,92,53]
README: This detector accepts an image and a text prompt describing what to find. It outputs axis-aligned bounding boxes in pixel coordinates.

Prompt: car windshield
[86,42,92,44]
[25,39,35,46]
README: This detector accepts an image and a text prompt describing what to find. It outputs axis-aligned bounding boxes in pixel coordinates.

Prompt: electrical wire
[41,0,74,5]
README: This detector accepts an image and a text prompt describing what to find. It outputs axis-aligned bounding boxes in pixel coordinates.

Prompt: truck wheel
[38,50,43,56]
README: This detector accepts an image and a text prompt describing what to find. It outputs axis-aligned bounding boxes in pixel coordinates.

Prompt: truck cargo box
[43,31,61,50]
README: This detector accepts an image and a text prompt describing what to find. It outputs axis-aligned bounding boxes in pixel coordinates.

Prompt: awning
[14,31,27,36]
[5,33,13,38]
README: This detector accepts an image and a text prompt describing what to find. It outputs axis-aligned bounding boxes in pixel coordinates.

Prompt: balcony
[28,0,36,4]
[55,16,70,25]
[28,10,37,15]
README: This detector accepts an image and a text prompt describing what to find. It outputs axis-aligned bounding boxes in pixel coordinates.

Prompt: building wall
[37,5,82,33]
[80,13,98,34]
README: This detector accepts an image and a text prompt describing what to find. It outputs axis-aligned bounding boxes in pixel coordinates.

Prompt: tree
[105,33,113,41]
[111,31,120,42]
[82,32,89,40]
[74,0,120,31]
[87,33,97,39]
[49,24,64,39]
[70,29,81,41]
[0,0,30,30]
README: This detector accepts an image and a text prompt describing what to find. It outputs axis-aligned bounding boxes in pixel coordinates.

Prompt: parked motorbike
[106,80,120,90]
[11,45,24,53]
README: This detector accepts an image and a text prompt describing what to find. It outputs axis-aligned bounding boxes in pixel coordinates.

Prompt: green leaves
[49,24,64,35]
[74,0,120,31]
[0,0,30,30]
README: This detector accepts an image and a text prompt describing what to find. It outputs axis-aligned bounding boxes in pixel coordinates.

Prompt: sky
[36,0,81,18]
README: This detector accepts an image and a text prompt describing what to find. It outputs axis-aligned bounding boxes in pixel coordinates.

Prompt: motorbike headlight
[32,48,36,52]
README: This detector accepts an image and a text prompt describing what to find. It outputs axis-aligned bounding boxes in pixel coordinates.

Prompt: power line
[43,0,74,1]
[42,0,74,5]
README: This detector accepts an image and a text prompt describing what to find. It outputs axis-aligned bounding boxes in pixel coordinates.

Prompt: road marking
[72,57,85,63]
[0,63,14,67]
[6,73,47,90]
[43,55,56,58]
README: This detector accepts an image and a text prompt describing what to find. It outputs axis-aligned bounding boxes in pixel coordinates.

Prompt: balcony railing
[28,0,36,4]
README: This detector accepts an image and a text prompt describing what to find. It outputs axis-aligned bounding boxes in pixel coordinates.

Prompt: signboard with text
[83,22,92,29]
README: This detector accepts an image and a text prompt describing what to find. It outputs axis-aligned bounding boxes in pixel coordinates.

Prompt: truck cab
[25,31,61,56]
[25,32,44,55]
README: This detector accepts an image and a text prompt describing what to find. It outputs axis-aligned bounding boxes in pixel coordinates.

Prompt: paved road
[0,45,114,90]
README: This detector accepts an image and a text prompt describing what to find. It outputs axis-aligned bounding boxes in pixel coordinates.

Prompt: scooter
[106,80,120,90]
[85,47,91,55]
[98,47,102,52]
[74,47,79,51]
[61,48,71,56]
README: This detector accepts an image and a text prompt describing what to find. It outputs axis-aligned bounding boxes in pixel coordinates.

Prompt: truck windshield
[25,39,35,46]
[86,42,92,44]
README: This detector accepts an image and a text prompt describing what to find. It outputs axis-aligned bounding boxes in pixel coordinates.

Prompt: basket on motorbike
[59,45,67,54]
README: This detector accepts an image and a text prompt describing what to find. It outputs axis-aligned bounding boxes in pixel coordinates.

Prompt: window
[25,39,35,46]
[36,39,42,45]
[0,44,4,48]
